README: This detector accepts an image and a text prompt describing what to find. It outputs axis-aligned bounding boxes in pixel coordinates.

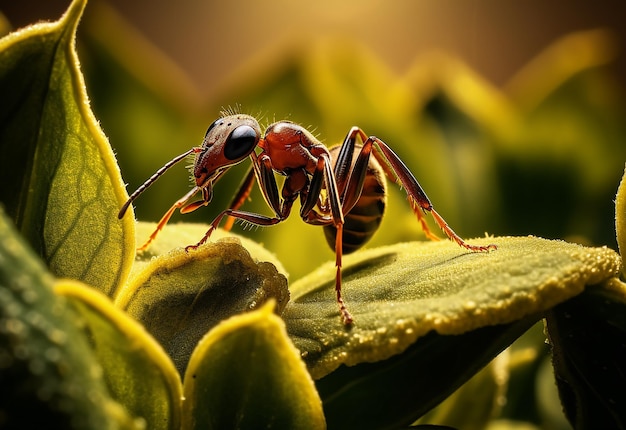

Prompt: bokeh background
[2,0,625,282]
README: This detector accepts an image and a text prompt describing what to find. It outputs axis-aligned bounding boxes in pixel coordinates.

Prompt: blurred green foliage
[79,6,626,282]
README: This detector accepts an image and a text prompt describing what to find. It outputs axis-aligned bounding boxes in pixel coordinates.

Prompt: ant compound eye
[224,125,258,160]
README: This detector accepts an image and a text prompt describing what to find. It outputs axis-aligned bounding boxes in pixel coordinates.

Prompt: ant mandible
[118,113,497,325]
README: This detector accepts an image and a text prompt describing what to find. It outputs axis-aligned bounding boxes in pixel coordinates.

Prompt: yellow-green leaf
[56,280,183,430]
[0,0,134,296]
[182,301,325,430]
[0,208,139,429]
[116,224,289,375]
[286,236,619,427]
[284,236,621,379]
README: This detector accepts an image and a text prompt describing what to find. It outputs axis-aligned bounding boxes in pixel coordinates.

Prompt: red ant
[118,114,496,325]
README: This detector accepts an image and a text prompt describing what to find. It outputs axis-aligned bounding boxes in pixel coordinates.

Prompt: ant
[118,113,496,325]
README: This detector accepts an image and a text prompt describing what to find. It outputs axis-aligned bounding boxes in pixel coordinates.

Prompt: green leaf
[0,0,134,296]
[284,236,620,379]
[182,301,325,430]
[545,278,626,430]
[282,236,620,428]
[115,223,289,375]
[56,280,183,430]
[0,208,139,429]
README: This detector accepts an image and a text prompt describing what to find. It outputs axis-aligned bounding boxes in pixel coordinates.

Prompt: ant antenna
[118,147,200,219]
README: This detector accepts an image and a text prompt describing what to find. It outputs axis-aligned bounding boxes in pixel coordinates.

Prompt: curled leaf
[116,225,289,375]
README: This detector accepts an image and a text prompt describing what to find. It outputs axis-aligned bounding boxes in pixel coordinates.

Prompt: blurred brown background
[2,0,625,98]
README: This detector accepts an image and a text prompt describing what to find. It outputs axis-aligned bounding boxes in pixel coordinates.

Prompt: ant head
[194,114,261,187]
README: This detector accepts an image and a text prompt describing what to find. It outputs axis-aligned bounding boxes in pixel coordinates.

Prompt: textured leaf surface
[284,236,621,379]
[57,280,182,430]
[182,302,325,430]
[116,223,289,375]
[0,0,134,296]
[0,208,139,429]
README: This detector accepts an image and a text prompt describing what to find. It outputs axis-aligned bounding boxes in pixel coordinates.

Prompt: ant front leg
[185,153,294,252]
[138,186,204,251]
